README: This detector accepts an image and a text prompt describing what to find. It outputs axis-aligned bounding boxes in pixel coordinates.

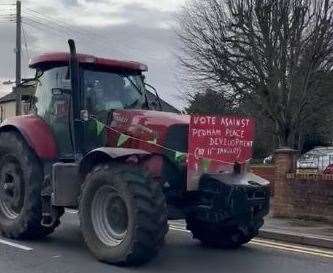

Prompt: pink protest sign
[187,115,255,190]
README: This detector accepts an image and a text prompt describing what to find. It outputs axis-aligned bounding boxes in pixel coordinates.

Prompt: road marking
[170,224,333,254]
[170,226,191,233]
[251,238,333,256]
[169,223,186,229]
[0,239,33,251]
[66,209,78,214]
[169,225,333,259]
[250,241,333,259]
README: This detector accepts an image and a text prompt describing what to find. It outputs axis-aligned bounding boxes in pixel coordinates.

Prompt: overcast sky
[0,0,188,109]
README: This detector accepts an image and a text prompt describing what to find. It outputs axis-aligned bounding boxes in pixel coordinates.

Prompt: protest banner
[187,115,255,190]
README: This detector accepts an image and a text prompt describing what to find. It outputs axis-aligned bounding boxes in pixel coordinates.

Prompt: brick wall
[284,174,333,223]
[251,165,275,195]
[273,149,333,223]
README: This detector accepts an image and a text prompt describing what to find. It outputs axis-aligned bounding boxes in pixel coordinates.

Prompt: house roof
[146,91,179,113]
[0,86,36,103]
[0,92,16,103]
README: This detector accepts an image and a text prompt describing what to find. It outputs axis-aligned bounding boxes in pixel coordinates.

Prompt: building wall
[0,101,16,122]
[0,101,30,122]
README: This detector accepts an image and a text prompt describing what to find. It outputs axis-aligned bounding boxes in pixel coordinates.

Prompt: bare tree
[179,0,333,148]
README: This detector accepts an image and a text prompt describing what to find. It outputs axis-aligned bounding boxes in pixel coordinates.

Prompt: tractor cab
[28,52,155,159]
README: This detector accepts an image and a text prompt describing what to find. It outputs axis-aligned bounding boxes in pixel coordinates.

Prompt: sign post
[187,115,255,190]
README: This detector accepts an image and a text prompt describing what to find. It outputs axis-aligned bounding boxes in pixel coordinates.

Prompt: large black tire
[79,163,168,266]
[0,131,61,239]
[186,217,263,248]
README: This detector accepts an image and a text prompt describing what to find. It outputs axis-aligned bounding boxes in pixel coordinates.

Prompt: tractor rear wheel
[186,217,262,248]
[79,163,168,265]
[0,131,61,239]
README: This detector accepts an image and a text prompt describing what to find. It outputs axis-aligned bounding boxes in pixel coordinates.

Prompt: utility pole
[15,0,22,116]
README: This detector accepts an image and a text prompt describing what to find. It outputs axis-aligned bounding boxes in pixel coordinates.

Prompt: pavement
[0,211,332,273]
[259,216,333,249]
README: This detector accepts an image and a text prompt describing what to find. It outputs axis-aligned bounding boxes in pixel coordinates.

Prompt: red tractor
[0,40,270,265]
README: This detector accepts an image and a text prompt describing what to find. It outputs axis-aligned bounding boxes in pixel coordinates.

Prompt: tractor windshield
[83,69,146,113]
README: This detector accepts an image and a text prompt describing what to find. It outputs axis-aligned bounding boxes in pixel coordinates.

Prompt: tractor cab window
[34,66,69,117]
[84,70,146,120]
[34,66,73,158]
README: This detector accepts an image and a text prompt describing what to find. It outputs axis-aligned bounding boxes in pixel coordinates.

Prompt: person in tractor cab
[85,71,145,118]
[84,71,146,150]
[86,77,124,115]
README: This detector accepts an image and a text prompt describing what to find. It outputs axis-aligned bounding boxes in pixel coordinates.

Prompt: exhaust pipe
[67,39,80,158]
[68,39,79,96]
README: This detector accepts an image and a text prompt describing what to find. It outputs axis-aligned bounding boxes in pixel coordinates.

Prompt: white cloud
[125,0,186,11]
[21,0,186,26]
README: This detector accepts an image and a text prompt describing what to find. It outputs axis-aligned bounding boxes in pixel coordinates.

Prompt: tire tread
[79,162,168,266]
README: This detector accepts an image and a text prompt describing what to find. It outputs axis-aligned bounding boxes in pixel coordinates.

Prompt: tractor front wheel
[0,131,61,239]
[79,163,168,265]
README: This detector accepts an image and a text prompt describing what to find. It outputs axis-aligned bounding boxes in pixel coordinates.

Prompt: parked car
[297,146,333,171]
[323,164,333,174]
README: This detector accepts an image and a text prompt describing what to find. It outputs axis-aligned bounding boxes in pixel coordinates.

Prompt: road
[0,211,332,273]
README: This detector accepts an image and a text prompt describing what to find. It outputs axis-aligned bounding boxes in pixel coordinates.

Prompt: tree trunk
[276,122,296,149]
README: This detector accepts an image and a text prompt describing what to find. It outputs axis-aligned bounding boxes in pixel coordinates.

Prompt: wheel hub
[91,186,129,246]
[0,158,24,220]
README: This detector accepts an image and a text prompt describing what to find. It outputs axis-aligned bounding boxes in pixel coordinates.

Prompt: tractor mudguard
[79,147,150,178]
[0,115,57,160]
[53,148,167,207]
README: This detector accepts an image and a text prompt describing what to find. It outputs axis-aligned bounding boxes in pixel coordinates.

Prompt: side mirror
[27,95,38,114]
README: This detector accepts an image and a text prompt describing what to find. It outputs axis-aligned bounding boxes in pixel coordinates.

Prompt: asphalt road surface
[0,211,332,273]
